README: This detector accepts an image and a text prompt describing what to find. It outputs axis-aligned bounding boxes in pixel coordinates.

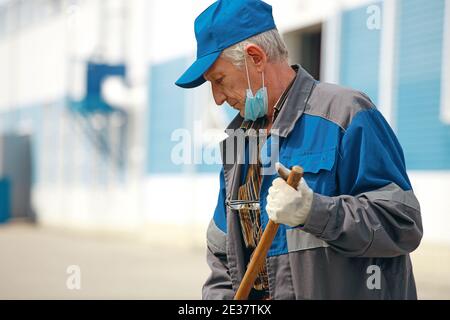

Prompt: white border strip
[440,0,450,124]
[378,0,397,128]
[321,7,342,84]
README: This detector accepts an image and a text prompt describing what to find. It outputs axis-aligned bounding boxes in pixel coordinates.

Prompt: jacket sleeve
[202,169,235,300]
[301,107,423,258]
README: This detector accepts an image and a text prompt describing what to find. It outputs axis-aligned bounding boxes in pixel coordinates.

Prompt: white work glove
[266,164,314,227]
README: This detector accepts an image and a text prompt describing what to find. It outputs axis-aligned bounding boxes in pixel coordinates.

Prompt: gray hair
[221,29,289,67]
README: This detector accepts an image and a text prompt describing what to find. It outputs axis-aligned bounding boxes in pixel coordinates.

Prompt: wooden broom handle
[234,165,304,300]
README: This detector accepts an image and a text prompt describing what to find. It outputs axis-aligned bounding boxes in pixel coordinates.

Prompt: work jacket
[203,65,423,300]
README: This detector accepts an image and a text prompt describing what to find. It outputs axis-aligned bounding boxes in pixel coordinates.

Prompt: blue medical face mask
[243,57,268,121]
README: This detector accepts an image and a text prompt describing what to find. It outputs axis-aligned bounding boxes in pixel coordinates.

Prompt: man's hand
[266,165,313,227]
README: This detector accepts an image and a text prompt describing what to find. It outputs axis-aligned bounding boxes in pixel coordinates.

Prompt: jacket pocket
[298,147,337,173]
[282,147,338,196]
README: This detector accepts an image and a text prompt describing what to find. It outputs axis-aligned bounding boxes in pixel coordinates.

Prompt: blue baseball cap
[175,0,277,89]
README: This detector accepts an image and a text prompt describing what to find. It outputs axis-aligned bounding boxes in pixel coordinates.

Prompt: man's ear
[245,44,267,72]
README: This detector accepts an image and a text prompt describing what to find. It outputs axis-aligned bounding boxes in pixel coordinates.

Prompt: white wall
[0,16,67,108]
[147,0,214,64]
[409,172,450,245]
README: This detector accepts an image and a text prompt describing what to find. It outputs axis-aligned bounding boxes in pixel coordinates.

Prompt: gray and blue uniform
[204,66,423,300]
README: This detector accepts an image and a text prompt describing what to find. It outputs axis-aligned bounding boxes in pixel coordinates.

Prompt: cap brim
[175,51,222,89]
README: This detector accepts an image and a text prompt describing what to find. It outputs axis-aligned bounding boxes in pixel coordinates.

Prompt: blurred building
[0,0,449,245]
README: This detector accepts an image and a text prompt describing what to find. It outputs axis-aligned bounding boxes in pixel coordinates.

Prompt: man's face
[204,57,251,117]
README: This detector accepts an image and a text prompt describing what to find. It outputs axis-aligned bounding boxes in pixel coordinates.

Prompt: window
[284,24,323,81]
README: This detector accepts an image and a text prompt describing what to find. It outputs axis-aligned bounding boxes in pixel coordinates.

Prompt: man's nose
[212,88,227,106]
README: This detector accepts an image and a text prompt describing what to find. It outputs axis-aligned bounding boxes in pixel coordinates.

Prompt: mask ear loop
[243,49,252,91]
[262,71,265,88]
[243,46,265,92]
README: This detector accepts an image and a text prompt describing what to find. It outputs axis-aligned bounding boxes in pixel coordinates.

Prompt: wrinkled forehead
[204,57,239,81]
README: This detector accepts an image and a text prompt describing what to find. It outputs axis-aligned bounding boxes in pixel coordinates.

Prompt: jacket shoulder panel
[305,82,375,131]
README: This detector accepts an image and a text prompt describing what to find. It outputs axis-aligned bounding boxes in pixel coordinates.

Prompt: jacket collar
[271,65,316,137]
[225,65,316,138]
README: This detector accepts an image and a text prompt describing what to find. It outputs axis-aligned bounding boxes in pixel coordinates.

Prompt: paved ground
[0,223,209,299]
[0,223,449,299]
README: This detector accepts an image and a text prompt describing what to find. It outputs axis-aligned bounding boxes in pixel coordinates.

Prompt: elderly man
[175,0,423,300]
